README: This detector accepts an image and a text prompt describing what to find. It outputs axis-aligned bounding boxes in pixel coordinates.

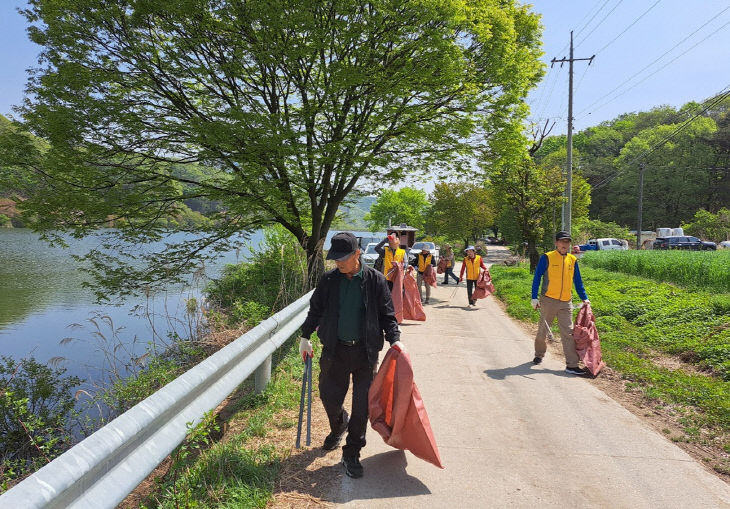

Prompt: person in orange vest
[459,246,486,307]
[440,244,460,285]
[530,231,591,376]
[409,245,436,304]
[374,233,407,292]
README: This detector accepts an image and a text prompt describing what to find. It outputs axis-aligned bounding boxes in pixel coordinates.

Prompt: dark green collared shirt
[337,264,364,342]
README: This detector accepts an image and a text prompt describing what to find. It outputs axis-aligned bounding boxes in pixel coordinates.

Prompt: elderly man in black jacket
[299,232,404,478]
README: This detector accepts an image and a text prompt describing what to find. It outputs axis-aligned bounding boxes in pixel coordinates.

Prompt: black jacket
[301,261,400,365]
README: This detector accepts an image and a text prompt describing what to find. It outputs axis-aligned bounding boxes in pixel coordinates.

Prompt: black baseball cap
[555,231,572,241]
[326,232,359,260]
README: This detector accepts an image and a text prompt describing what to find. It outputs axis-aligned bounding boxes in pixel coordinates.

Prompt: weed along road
[325,247,730,508]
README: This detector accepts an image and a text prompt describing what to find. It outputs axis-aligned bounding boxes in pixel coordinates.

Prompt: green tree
[7,0,542,294]
[364,188,429,232]
[682,208,730,243]
[427,182,495,248]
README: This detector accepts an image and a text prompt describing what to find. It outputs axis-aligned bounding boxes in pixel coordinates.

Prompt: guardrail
[0,290,314,509]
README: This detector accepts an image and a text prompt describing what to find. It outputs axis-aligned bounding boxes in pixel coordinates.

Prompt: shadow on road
[329,450,431,503]
[484,362,576,380]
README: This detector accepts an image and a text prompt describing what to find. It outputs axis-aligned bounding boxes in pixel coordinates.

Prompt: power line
[576,5,730,118]
[573,0,612,44]
[578,17,730,121]
[575,0,625,49]
[594,0,662,55]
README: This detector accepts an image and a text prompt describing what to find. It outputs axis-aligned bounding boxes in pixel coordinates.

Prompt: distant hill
[334,195,376,230]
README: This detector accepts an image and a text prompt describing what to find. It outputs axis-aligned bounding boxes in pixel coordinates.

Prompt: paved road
[327,247,730,508]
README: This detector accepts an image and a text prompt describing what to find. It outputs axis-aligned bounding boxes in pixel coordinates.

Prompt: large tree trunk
[304,236,326,289]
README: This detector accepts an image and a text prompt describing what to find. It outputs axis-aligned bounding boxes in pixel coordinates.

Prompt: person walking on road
[410,244,437,304]
[530,231,591,376]
[299,232,405,479]
[375,233,407,292]
[459,246,486,307]
[440,245,460,285]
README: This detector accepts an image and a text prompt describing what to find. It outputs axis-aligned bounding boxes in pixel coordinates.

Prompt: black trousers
[467,279,476,304]
[319,343,374,457]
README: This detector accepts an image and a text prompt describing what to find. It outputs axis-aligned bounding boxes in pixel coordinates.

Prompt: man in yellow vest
[459,246,487,307]
[374,233,407,292]
[409,245,436,304]
[531,231,591,376]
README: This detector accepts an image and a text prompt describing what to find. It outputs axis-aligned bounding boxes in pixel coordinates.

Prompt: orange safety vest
[384,246,406,281]
[417,254,432,272]
[543,250,576,302]
[463,255,482,280]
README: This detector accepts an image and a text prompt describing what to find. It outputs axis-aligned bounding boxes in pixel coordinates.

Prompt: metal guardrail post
[0,290,313,509]
[255,354,272,394]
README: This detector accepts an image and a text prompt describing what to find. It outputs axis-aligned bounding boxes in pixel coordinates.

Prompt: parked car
[408,241,439,264]
[362,242,380,267]
[577,238,628,251]
[718,240,730,250]
[652,236,717,250]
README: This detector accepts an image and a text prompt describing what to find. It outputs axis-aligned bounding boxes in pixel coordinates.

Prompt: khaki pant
[416,272,431,301]
[534,296,580,368]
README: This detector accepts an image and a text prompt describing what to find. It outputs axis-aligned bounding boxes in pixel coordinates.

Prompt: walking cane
[306,355,312,446]
[295,356,310,449]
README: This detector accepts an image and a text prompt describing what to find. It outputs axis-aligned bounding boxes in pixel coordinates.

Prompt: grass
[580,250,730,294]
[490,264,730,446]
[141,335,315,508]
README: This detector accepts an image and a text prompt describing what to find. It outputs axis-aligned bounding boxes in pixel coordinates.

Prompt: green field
[490,264,730,447]
[579,250,730,294]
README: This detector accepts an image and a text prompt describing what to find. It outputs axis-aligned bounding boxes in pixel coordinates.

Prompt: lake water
[0,228,383,384]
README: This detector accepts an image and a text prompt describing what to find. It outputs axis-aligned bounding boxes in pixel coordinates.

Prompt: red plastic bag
[573,303,605,376]
[472,269,495,300]
[368,346,444,468]
[402,268,426,321]
[424,265,437,288]
[436,258,446,274]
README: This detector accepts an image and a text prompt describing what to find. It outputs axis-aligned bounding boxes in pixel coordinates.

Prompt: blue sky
[2,1,730,135]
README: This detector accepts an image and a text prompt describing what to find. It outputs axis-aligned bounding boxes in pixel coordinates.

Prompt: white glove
[392,341,406,353]
[583,299,590,304]
[531,298,540,310]
[299,337,313,361]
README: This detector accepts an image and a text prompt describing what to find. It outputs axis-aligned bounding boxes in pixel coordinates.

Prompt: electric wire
[578,17,730,121]
[576,5,730,118]
[575,0,625,49]
[594,0,662,55]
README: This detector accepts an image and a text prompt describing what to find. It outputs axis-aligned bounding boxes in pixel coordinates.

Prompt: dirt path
[271,248,730,508]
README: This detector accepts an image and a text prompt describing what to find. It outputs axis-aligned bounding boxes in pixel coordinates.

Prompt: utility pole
[551,31,594,234]
[637,163,645,249]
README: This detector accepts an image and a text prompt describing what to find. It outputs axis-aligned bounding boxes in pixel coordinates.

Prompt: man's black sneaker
[565,366,590,376]
[323,416,348,450]
[532,356,542,365]
[342,455,364,478]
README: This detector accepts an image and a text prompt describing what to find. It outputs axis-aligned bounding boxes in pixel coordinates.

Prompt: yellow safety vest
[543,250,576,302]
[383,246,406,281]
[464,255,482,280]
[418,254,432,272]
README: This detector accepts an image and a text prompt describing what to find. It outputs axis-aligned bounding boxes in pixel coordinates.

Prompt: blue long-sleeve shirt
[531,254,588,301]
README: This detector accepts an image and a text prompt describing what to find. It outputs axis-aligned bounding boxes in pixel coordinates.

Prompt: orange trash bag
[424,265,437,288]
[368,345,444,468]
[472,269,495,300]
[573,303,605,376]
[403,267,426,321]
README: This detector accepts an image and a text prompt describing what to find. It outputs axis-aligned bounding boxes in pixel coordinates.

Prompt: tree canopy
[364,187,429,232]
[7,0,543,294]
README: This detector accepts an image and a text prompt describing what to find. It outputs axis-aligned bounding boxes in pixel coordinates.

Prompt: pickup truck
[576,238,627,252]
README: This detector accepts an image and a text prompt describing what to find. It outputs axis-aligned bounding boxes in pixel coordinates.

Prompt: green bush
[206,225,308,324]
[0,356,81,490]
[0,214,10,227]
